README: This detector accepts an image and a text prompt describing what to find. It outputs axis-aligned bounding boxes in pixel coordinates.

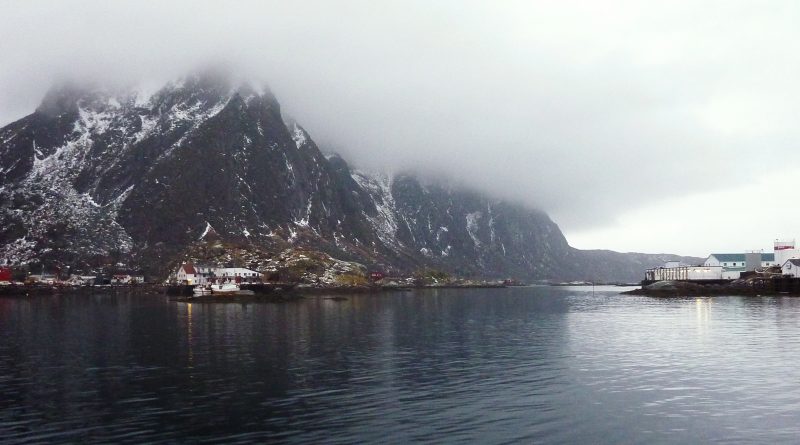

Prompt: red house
[0,267,11,282]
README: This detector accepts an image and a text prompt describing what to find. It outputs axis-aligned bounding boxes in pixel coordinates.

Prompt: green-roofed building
[704,253,777,279]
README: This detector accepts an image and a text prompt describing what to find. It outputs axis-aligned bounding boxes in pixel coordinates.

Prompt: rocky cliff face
[0,72,699,281]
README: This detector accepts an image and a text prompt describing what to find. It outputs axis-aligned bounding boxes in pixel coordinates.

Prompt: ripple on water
[3,289,800,443]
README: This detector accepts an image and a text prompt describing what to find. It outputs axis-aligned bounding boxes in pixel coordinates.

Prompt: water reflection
[696,297,710,331]
[2,289,800,443]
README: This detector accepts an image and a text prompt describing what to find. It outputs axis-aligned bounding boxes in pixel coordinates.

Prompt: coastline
[0,281,508,300]
[624,277,800,297]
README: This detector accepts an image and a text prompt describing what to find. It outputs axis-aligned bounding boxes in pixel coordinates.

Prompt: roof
[180,263,196,274]
[709,254,745,262]
[784,259,800,267]
[217,267,259,274]
[709,253,775,262]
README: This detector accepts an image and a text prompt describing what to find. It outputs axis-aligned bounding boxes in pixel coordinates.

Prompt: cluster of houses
[173,263,262,285]
[646,239,800,282]
[0,265,146,286]
[2,262,267,287]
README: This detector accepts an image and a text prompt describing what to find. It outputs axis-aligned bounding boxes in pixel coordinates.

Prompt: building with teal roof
[704,253,777,279]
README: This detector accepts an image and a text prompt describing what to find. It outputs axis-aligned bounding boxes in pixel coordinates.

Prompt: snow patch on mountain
[199,222,214,240]
[352,171,403,249]
[293,197,313,227]
[78,106,114,135]
[133,114,158,143]
[466,211,482,248]
[157,98,230,161]
[291,123,307,148]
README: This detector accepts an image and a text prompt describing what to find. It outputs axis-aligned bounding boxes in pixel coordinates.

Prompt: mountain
[0,72,700,281]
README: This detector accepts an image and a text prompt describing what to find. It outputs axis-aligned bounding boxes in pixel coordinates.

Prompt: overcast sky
[1,0,799,257]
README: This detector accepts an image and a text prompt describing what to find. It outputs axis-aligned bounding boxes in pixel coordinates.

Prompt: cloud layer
[2,0,799,255]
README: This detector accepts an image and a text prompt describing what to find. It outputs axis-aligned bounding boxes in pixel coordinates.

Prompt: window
[723,262,728,266]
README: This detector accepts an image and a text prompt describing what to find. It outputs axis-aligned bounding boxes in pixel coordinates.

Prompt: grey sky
[2,0,799,257]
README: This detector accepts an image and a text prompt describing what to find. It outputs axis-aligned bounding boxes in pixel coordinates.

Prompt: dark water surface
[3,286,800,443]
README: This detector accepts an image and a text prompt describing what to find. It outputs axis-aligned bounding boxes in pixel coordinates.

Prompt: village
[645,239,800,282]
[636,239,800,295]
[0,265,146,286]
[0,245,512,296]
[0,262,404,289]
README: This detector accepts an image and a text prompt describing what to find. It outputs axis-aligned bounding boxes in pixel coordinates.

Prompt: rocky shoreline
[623,278,800,296]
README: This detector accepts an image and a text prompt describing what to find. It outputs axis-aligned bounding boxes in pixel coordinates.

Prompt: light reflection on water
[2,288,800,443]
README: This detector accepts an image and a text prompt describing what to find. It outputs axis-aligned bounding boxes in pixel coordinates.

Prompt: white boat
[211,283,240,295]
[193,285,212,296]
[192,283,240,296]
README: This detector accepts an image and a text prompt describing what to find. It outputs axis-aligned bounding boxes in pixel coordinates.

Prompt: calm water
[3,287,800,443]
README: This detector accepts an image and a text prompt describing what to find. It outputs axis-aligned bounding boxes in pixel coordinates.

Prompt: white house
[176,264,260,284]
[704,253,776,279]
[782,259,800,278]
[176,264,196,284]
[30,273,58,284]
[194,265,216,284]
[111,274,145,284]
[176,263,214,285]
[216,267,261,283]
[73,275,99,285]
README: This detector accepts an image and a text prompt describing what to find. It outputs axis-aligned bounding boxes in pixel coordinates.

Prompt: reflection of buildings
[696,298,711,328]
[186,303,194,364]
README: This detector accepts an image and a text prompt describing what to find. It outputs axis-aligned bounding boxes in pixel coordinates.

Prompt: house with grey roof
[782,259,800,278]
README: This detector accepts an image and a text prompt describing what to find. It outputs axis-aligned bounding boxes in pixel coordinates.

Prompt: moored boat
[211,283,240,295]
[192,283,240,296]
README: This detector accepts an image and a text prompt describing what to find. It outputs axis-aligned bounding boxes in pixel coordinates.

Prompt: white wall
[721,270,742,280]
[648,266,723,281]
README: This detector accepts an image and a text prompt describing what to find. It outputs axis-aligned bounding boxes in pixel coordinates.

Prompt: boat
[193,285,212,296]
[192,283,240,296]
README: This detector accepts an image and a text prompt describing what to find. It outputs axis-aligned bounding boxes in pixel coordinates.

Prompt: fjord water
[3,288,800,443]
